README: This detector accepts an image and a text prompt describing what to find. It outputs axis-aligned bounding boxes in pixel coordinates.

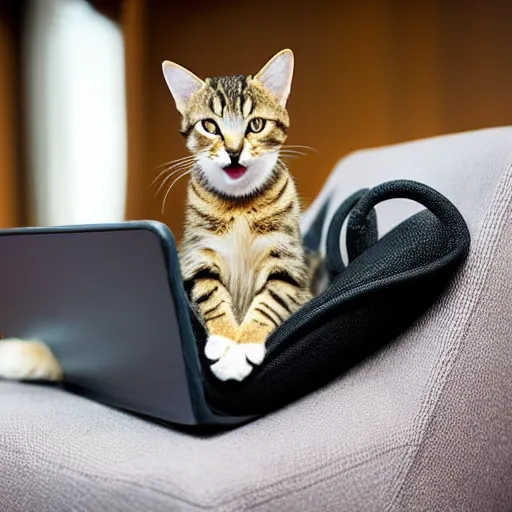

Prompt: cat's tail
[0,339,63,381]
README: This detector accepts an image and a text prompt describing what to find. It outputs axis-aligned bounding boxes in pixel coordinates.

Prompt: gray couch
[1,126,511,511]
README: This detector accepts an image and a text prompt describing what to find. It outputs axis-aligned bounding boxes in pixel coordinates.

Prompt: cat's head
[162,49,294,198]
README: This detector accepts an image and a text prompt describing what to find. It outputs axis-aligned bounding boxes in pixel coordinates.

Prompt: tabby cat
[166,49,314,381]
[0,49,315,384]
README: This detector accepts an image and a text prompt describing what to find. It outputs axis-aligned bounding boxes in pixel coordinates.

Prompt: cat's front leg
[187,275,253,380]
[211,275,311,382]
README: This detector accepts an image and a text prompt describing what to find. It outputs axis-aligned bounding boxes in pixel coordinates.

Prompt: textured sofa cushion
[1,126,511,511]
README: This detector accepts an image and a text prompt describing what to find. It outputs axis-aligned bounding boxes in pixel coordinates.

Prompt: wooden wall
[123,0,512,240]
[0,0,22,227]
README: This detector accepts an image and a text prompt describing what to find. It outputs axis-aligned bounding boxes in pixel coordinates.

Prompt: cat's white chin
[198,152,278,198]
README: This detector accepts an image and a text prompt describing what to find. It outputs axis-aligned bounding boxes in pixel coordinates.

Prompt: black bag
[190,179,470,417]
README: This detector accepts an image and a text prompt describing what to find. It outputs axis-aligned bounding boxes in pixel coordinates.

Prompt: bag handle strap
[325,189,375,279]
[325,179,468,279]
[347,180,465,248]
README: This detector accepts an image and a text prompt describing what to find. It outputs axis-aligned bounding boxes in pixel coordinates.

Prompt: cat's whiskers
[162,168,194,213]
[281,144,318,153]
[153,162,196,196]
[279,154,304,160]
[150,158,197,190]
[278,149,308,165]
[278,145,317,163]
[279,150,308,157]
[150,151,209,190]
[154,154,196,172]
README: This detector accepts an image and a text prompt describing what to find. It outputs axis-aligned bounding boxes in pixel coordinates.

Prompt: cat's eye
[248,118,266,134]
[201,119,220,135]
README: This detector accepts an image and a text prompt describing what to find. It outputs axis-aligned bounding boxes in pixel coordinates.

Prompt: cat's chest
[201,217,272,311]
[208,218,270,277]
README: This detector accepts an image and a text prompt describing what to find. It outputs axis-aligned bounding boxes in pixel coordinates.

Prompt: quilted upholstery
[1,126,511,511]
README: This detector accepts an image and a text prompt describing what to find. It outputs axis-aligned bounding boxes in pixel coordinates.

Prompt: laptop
[0,221,255,428]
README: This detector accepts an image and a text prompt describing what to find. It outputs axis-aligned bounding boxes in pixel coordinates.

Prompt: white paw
[243,343,266,365]
[0,339,63,381]
[205,336,266,382]
[210,344,253,381]
[204,335,235,361]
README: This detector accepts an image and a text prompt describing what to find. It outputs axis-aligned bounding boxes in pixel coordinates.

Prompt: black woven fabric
[191,180,471,417]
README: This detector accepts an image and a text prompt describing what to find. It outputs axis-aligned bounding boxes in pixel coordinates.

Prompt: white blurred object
[25,0,127,226]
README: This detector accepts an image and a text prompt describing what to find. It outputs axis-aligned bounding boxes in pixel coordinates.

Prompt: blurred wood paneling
[0,0,22,227]
[123,0,148,221]
[122,0,512,241]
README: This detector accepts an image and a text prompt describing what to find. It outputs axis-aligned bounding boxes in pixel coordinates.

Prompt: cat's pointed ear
[254,49,294,107]
[162,60,205,115]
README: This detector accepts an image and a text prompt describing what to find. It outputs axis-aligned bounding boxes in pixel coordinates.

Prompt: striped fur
[181,172,311,335]
[163,49,317,381]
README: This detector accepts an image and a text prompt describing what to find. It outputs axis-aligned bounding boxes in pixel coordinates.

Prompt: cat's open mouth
[223,164,247,180]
